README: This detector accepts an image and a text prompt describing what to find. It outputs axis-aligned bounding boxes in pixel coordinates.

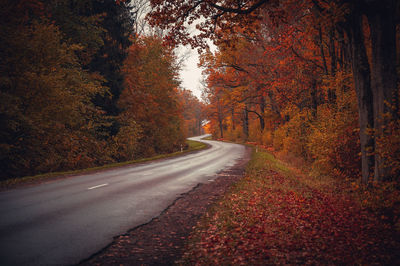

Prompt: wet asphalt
[0,135,246,265]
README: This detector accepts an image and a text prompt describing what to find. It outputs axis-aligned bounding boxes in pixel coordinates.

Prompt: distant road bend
[0,135,246,265]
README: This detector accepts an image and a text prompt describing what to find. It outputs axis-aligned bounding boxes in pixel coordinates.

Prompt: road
[0,136,247,265]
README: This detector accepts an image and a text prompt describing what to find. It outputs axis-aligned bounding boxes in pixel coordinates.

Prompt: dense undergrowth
[180,148,400,265]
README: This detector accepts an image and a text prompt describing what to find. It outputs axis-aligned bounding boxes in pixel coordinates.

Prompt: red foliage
[183,169,400,264]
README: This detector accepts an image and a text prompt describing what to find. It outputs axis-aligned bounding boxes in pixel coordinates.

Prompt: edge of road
[0,137,211,191]
[79,142,252,265]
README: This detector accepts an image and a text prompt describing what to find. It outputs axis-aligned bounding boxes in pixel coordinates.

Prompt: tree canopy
[149,0,400,184]
[0,0,202,180]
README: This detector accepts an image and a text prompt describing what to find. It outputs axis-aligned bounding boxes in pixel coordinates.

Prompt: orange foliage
[203,122,211,134]
[120,36,185,158]
[177,89,206,137]
[198,1,370,182]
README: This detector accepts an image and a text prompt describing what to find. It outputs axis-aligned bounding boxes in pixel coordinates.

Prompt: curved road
[0,136,246,265]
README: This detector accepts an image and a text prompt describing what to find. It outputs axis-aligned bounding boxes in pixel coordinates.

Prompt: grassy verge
[186,139,208,151]
[201,135,213,140]
[1,139,207,189]
[180,148,399,265]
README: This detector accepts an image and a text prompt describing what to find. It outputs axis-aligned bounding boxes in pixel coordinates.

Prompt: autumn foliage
[0,2,108,178]
[0,0,201,180]
[198,4,363,180]
[181,151,400,264]
[149,0,400,256]
[178,89,206,138]
[1,0,399,262]
[149,0,400,182]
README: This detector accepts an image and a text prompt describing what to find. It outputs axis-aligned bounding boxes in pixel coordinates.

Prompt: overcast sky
[178,46,204,99]
[136,3,211,100]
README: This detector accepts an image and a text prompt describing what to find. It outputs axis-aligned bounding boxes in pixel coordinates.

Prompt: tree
[148,0,399,183]
[203,85,229,139]
[88,0,135,137]
[120,36,185,157]
[178,89,206,137]
[313,0,399,183]
[0,13,107,178]
[0,0,193,180]
[43,0,135,139]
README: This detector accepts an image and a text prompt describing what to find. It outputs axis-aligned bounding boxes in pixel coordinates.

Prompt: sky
[135,3,211,101]
[175,16,218,101]
[178,46,204,100]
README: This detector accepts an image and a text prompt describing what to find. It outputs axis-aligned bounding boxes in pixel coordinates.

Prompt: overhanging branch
[209,0,268,15]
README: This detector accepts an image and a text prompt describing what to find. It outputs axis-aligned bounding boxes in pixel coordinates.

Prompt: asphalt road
[0,136,246,265]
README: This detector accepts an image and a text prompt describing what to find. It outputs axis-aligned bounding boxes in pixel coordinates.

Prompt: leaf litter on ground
[179,150,400,265]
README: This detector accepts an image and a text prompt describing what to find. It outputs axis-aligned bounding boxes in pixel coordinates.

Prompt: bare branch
[290,46,324,70]
[220,63,249,74]
[247,109,262,118]
[209,0,269,15]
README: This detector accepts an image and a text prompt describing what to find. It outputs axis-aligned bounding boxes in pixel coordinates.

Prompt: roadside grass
[201,135,213,140]
[186,139,207,151]
[0,139,207,189]
[179,148,400,265]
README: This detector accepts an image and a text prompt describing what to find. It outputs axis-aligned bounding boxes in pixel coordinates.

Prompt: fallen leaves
[180,152,400,265]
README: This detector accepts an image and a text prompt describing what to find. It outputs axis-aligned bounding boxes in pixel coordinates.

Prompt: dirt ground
[80,147,251,266]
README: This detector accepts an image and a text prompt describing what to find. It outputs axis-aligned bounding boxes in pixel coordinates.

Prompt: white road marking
[88,183,109,190]
[142,171,154,176]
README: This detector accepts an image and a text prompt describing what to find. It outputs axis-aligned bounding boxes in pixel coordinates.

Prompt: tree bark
[217,100,224,138]
[310,79,318,118]
[259,94,265,131]
[243,106,249,139]
[329,28,337,76]
[197,119,202,136]
[367,0,398,181]
[218,114,224,138]
[328,28,337,104]
[231,107,236,130]
[267,91,281,119]
[345,8,375,184]
[318,25,329,75]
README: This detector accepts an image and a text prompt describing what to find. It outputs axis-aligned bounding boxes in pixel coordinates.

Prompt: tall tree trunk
[218,102,224,138]
[231,106,236,130]
[243,106,249,139]
[328,28,337,104]
[318,25,329,75]
[197,119,202,136]
[259,113,265,132]
[218,114,224,138]
[345,9,375,184]
[367,0,398,181]
[329,28,337,76]
[338,25,354,72]
[310,79,318,118]
[337,28,346,69]
[267,91,278,114]
[259,94,265,131]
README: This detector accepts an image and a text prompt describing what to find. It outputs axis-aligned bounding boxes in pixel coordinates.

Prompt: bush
[307,73,360,178]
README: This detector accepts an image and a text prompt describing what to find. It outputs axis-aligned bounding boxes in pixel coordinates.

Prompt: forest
[149,0,399,185]
[147,1,400,263]
[1,0,400,263]
[0,0,398,194]
[0,0,204,180]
